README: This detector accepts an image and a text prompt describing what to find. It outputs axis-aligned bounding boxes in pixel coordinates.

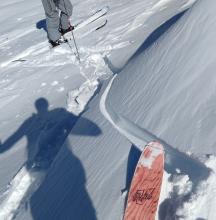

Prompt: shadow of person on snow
[36,19,47,33]
[122,128,211,219]
[0,97,101,170]
[124,145,141,192]
[0,97,101,219]
[121,145,141,210]
[196,218,207,220]
[30,139,98,220]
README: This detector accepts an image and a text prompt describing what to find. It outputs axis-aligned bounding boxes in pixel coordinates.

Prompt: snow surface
[1,0,216,219]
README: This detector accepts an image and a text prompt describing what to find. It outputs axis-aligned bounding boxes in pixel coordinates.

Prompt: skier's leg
[57,0,73,30]
[41,0,61,41]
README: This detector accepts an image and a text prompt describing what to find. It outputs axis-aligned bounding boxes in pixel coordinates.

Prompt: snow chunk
[67,80,99,115]
[139,142,163,169]
[176,156,216,219]
[79,53,112,81]
[67,53,112,115]
[51,81,59,86]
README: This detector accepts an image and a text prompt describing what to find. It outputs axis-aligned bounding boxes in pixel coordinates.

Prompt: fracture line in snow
[67,79,99,116]
[99,74,208,161]
[100,74,155,150]
[67,54,112,115]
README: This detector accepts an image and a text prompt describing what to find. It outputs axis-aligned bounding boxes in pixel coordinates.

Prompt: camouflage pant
[41,0,73,41]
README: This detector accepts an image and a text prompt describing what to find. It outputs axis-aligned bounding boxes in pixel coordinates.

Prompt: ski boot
[49,38,68,47]
[59,25,74,35]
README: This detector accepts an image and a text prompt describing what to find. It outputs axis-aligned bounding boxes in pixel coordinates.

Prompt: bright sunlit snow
[0,0,216,219]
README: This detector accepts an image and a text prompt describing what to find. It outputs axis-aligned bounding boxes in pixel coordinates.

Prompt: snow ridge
[100,75,152,150]
[99,72,215,220]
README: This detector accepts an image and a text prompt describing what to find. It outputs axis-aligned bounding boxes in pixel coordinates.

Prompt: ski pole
[62,0,81,63]
[70,29,81,63]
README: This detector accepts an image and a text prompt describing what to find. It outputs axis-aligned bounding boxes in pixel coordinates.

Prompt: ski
[123,141,164,220]
[73,6,109,31]
[95,19,108,30]
[64,18,108,41]
[5,6,110,65]
[52,6,109,58]
[62,18,108,60]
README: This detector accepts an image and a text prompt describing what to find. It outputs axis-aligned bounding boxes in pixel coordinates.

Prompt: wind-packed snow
[0,0,216,219]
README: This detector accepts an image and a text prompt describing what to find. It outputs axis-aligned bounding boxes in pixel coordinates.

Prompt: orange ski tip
[146,141,164,151]
[123,141,164,220]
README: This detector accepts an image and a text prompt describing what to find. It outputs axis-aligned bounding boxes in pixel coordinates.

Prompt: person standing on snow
[41,0,74,47]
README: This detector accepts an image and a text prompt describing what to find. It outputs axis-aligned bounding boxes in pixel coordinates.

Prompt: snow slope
[108,0,216,155]
[100,0,216,218]
[1,0,216,219]
[65,0,216,219]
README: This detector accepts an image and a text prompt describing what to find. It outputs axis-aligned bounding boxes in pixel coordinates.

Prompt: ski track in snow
[0,28,35,48]
[0,166,46,220]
